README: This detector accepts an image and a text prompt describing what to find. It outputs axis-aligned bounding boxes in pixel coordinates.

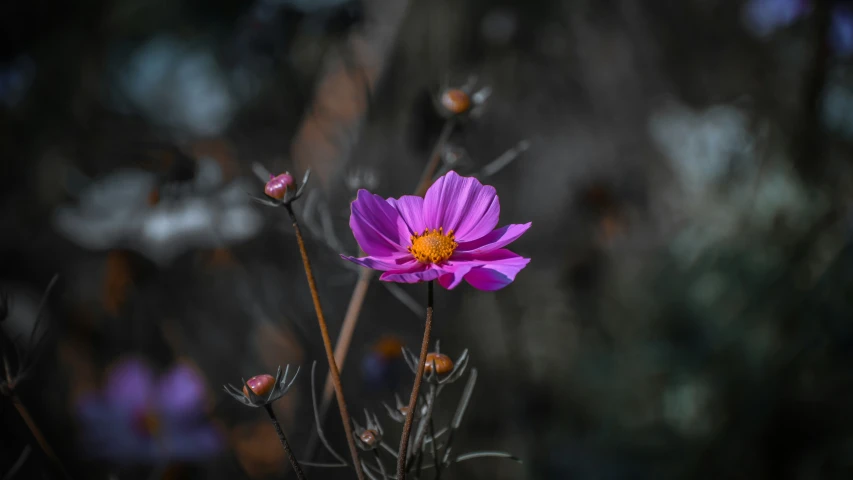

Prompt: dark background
[2,0,853,479]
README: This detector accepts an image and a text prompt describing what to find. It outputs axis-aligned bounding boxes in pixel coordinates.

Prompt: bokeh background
[3,0,853,478]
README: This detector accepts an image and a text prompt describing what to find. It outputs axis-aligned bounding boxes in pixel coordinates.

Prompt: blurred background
[3,0,853,478]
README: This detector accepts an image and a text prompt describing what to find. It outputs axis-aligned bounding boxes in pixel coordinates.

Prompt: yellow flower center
[408,227,457,264]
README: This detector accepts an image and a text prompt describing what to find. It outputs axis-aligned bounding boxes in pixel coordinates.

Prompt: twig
[374,451,387,480]
[416,120,457,197]
[428,420,439,477]
[1,446,30,480]
[263,404,307,480]
[284,204,365,480]
[306,361,347,466]
[9,397,72,480]
[397,281,434,479]
[440,369,478,468]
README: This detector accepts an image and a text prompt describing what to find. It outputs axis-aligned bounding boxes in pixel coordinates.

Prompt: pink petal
[350,190,409,257]
[105,358,156,411]
[437,264,474,290]
[341,253,417,271]
[157,363,207,416]
[461,249,531,291]
[423,171,500,242]
[379,264,443,283]
[387,195,426,236]
[455,223,531,254]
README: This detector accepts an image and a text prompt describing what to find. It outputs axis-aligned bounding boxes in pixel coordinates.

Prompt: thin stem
[373,450,387,479]
[428,420,440,479]
[408,385,437,472]
[305,118,457,463]
[264,404,307,480]
[397,281,434,480]
[416,120,456,197]
[11,396,73,480]
[320,265,372,414]
[284,204,365,480]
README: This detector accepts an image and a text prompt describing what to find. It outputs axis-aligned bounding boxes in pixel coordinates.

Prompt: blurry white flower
[51,158,264,266]
[649,102,754,195]
[110,36,243,137]
[650,101,827,265]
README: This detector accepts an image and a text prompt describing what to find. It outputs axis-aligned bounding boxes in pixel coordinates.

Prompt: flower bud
[264,173,295,200]
[439,89,472,116]
[359,429,381,448]
[424,352,453,375]
[243,374,276,398]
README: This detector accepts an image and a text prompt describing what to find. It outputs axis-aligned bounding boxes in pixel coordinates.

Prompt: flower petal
[350,189,409,257]
[387,195,426,236]
[157,363,207,416]
[455,222,531,254]
[105,358,156,411]
[437,264,474,290]
[460,249,531,291]
[341,253,417,271]
[423,171,500,241]
[379,264,442,283]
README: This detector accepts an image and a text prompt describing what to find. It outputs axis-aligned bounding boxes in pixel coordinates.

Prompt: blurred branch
[1,446,30,480]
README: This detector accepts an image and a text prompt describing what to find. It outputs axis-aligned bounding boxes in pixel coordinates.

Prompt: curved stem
[396,281,434,479]
[428,419,440,478]
[10,396,73,480]
[373,450,387,479]
[284,204,365,480]
[264,404,307,480]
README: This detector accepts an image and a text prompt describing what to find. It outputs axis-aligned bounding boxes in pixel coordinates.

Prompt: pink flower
[341,171,531,290]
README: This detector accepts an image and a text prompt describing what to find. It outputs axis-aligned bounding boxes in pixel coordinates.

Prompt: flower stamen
[408,227,457,263]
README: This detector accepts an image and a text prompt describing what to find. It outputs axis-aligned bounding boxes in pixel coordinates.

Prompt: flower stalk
[396,280,434,480]
[283,203,365,480]
[264,404,307,480]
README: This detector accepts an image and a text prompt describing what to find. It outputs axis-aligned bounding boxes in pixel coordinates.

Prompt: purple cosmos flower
[76,358,223,465]
[743,0,853,56]
[742,0,811,37]
[341,170,531,290]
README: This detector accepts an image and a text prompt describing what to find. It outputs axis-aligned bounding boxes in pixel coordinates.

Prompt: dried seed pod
[424,352,454,375]
[243,374,276,398]
[264,173,295,200]
[439,89,472,116]
[359,429,381,448]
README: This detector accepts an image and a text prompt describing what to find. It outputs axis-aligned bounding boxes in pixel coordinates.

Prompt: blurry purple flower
[742,0,810,37]
[743,0,853,56]
[341,170,531,290]
[830,5,853,55]
[361,336,407,392]
[76,358,223,465]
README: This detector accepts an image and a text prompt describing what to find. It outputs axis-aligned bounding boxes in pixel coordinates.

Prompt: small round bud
[440,89,472,115]
[264,173,295,200]
[243,374,276,398]
[359,429,381,447]
[424,353,453,375]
